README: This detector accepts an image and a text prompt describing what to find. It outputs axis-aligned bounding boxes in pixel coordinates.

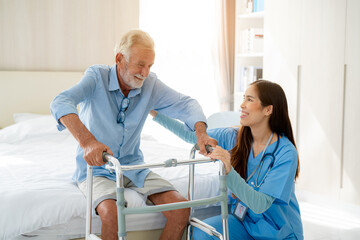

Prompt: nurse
[150,80,303,239]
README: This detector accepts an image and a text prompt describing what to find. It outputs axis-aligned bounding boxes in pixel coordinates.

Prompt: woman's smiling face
[240,85,270,128]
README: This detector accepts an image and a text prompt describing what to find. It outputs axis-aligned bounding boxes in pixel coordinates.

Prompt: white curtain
[215,0,236,111]
[139,0,220,117]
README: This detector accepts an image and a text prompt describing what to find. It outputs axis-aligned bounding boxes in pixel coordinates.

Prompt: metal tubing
[219,161,229,240]
[110,158,215,171]
[97,148,229,240]
[124,196,224,215]
[104,152,215,172]
[188,145,197,217]
[117,187,127,238]
[86,165,93,240]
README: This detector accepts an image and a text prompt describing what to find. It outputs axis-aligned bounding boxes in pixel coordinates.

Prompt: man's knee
[149,191,190,224]
[96,199,118,225]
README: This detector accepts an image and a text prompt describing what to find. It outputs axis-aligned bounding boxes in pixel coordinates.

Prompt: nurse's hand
[209,146,231,174]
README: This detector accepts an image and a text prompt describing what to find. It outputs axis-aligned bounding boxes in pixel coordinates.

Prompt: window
[140,0,220,116]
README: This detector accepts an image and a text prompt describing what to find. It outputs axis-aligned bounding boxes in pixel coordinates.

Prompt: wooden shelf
[233,3,264,110]
[238,11,264,19]
[235,53,263,67]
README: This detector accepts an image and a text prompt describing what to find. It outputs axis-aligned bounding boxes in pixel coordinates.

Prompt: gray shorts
[77,171,176,211]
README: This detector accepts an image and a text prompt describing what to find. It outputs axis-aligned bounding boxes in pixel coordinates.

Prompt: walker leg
[117,187,127,239]
[219,162,229,240]
[222,218,229,240]
[86,165,93,240]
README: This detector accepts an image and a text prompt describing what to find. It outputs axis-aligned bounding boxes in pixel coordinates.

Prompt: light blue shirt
[50,64,207,187]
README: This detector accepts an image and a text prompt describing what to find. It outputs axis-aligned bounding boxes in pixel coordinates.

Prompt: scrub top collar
[109,64,142,98]
[251,135,282,159]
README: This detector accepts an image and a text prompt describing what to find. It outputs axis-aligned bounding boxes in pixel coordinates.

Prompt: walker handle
[102,152,110,163]
[194,144,213,154]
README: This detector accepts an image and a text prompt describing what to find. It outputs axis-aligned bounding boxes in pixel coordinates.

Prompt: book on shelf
[238,28,264,54]
[235,66,263,93]
[253,0,264,12]
[239,0,264,14]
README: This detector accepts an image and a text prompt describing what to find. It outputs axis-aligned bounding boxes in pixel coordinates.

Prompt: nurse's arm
[151,111,197,144]
[59,113,113,166]
[227,167,275,214]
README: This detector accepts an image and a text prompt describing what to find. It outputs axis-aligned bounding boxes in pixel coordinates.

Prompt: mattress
[0,114,221,240]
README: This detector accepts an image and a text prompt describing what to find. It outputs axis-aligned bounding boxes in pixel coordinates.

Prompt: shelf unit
[233,1,264,111]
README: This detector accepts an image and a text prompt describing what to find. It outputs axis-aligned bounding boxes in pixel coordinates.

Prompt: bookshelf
[233,0,264,111]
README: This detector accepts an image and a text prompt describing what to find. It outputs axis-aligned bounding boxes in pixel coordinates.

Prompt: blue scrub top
[152,113,303,239]
[209,128,303,240]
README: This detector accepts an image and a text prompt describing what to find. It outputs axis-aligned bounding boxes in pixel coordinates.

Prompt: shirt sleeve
[227,167,275,214]
[150,78,207,131]
[50,66,97,131]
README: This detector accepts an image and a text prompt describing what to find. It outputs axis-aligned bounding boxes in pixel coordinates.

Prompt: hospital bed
[0,71,240,240]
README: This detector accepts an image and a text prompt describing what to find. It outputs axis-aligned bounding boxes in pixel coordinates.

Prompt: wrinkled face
[116,44,155,90]
[240,85,272,127]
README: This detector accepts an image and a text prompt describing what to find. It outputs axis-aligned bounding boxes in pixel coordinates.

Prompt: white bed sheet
[0,115,221,240]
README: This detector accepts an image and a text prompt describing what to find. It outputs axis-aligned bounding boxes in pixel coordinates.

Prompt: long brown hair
[230,80,300,181]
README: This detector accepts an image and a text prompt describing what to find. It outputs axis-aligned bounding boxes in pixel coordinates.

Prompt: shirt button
[251,181,254,186]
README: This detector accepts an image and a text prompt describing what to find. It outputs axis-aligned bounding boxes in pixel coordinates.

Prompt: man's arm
[195,121,218,156]
[59,113,113,166]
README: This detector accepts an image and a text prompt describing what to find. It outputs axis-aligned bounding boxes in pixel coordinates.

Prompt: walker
[85,145,229,240]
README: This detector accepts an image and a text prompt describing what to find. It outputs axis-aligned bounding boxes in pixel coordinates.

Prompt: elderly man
[50,29,217,240]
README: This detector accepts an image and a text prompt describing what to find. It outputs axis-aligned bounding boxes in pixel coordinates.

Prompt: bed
[0,71,229,240]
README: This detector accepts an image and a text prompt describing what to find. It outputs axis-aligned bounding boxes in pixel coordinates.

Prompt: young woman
[150,80,303,239]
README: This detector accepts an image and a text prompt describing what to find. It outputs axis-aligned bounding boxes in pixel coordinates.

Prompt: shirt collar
[109,64,120,91]
[109,64,142,97]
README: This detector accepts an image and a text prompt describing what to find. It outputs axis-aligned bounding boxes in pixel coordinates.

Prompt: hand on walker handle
[209,146,232,174]
[196,133,218,156]
[102,152,111,163]
[195,144,213,154]
[82,139,113,166]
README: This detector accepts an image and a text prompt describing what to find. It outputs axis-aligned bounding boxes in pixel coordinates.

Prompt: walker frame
[85,145,229,240]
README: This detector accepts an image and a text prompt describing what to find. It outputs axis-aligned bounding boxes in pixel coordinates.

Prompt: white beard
[126,75,144,89]
[120,67,145,89]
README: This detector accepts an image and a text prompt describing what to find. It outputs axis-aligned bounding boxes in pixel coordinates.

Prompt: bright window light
[140,0,220,117]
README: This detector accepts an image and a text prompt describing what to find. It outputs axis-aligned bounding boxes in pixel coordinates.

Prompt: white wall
[0,0,139,71]
[264,0,360,206]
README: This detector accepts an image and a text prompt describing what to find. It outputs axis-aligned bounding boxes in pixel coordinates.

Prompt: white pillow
[13,113,49,123]
[0,115,65,143]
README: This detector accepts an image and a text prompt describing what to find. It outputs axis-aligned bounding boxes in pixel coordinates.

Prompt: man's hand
[195,121,218,156]
[82,139,113,166]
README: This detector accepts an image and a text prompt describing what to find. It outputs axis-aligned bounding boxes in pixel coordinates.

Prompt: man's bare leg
[96,199,118,240]
[149,191,190,240]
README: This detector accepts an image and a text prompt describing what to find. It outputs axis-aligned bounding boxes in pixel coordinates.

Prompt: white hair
[114,29,155,61]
